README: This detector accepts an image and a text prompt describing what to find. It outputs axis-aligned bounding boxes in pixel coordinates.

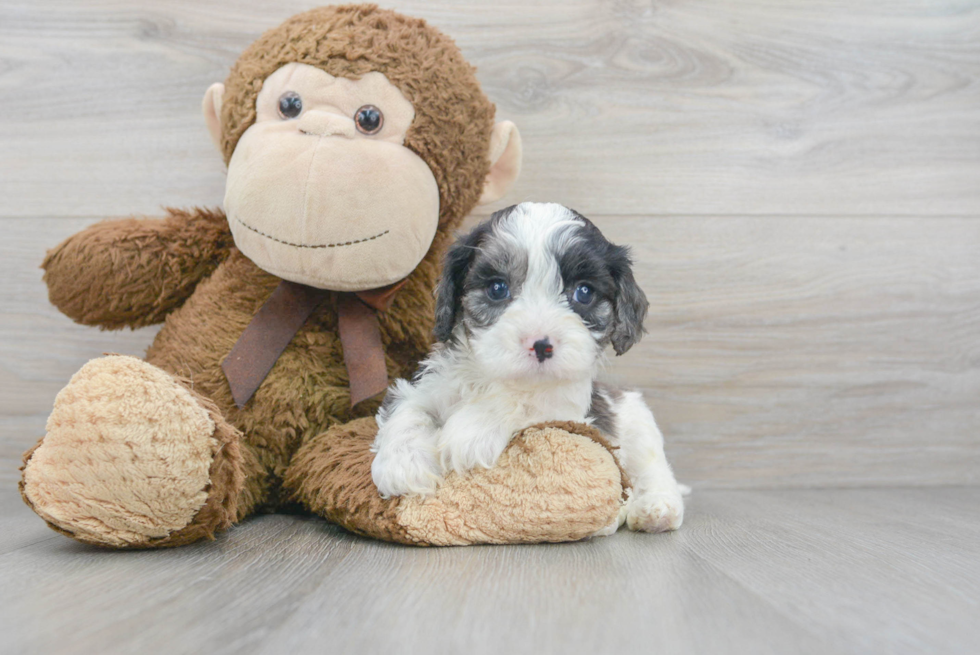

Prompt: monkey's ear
[478,121,522,205]
[202,83,225,152]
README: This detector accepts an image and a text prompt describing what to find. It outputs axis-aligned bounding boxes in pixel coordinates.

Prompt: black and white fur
[371,202,684,533]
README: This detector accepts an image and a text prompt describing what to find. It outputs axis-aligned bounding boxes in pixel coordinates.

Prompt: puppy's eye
[573,283,594,305]
[354,105,384,134]
[486,280,510,301]
[278,92,303,119]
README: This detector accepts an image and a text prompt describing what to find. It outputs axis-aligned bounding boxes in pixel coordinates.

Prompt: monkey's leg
[19,355,264,548]
[283,418,627,546]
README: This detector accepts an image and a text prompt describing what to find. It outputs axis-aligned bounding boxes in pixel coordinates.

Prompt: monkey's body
[140,216,442,518]
[19,5,629,548]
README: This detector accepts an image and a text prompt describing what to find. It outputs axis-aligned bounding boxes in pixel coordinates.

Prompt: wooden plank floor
[2,485,979,655]
[2,0,979,218]
[2,0,977,489]
[1,1,979,653]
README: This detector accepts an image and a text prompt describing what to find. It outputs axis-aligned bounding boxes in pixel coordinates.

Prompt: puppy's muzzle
[532,337,553,363]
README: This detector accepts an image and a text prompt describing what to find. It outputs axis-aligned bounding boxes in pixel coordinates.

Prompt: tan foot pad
[397,422,626,546]
[22,356,218,547]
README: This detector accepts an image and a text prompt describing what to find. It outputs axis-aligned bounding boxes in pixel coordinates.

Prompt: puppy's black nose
[533,338,553,363]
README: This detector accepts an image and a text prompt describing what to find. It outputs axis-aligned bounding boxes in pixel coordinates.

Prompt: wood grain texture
[1,0,978,218]
[598,214,980,488]
[3,215,977,488]
[2,3,979,649]
[2,486,979,655]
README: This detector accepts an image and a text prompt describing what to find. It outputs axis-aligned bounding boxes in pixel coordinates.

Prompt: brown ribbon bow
[222,279,405,410]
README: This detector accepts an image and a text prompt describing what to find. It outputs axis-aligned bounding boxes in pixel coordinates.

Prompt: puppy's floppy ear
[433,222,491,343]
[609,245,649,355]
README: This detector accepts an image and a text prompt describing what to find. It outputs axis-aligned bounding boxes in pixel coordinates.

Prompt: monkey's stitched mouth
[234,218,389,249]
[299,129,353,139]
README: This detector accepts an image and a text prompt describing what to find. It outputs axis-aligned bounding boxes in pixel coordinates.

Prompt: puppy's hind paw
[590,501,628,538]
[627,488,685,533]
[371,446,441,499]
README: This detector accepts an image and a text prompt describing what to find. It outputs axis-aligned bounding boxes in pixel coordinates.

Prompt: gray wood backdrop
[1,0,978,490]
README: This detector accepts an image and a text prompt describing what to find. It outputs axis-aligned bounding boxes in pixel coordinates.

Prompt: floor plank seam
[0,534,60,557]
[678,536,849,649]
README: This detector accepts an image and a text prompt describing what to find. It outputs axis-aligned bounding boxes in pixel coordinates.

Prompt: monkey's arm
[43,207,234,329]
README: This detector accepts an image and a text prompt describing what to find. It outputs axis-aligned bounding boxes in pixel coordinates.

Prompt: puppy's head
[434,202,648,380]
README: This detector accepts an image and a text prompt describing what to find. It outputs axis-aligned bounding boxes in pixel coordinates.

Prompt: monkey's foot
[286,419,627,546]
[20,356,243,548]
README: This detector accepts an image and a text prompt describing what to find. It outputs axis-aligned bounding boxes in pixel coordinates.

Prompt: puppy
[371,202,684,533]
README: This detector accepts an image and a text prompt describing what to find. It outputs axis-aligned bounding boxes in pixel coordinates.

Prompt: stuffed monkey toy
[19,4,628,548]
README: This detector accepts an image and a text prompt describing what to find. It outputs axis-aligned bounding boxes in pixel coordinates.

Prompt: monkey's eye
[486,280,510,302]
[354,105,384,135]
[278,92,303,119]
[572,283,594,305]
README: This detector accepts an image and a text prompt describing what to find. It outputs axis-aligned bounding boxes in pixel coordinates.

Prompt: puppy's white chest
[476,382,591,431]
[522,389,588,424]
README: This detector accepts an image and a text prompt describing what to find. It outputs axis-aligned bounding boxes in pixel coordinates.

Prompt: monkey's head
[202,5,521,292]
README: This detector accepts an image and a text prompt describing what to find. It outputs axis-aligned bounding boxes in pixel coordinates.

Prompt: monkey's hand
[43,207,233,329]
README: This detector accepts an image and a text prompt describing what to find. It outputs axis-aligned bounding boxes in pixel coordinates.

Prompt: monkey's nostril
[532,338,553,363]
[296,111,356,139]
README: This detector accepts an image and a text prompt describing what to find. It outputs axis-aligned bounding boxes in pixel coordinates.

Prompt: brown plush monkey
[19,5,627,548]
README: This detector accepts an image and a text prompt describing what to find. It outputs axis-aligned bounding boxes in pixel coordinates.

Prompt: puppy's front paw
[371,444,441,499]
[627,487,685,533]
[438,428,508,474]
